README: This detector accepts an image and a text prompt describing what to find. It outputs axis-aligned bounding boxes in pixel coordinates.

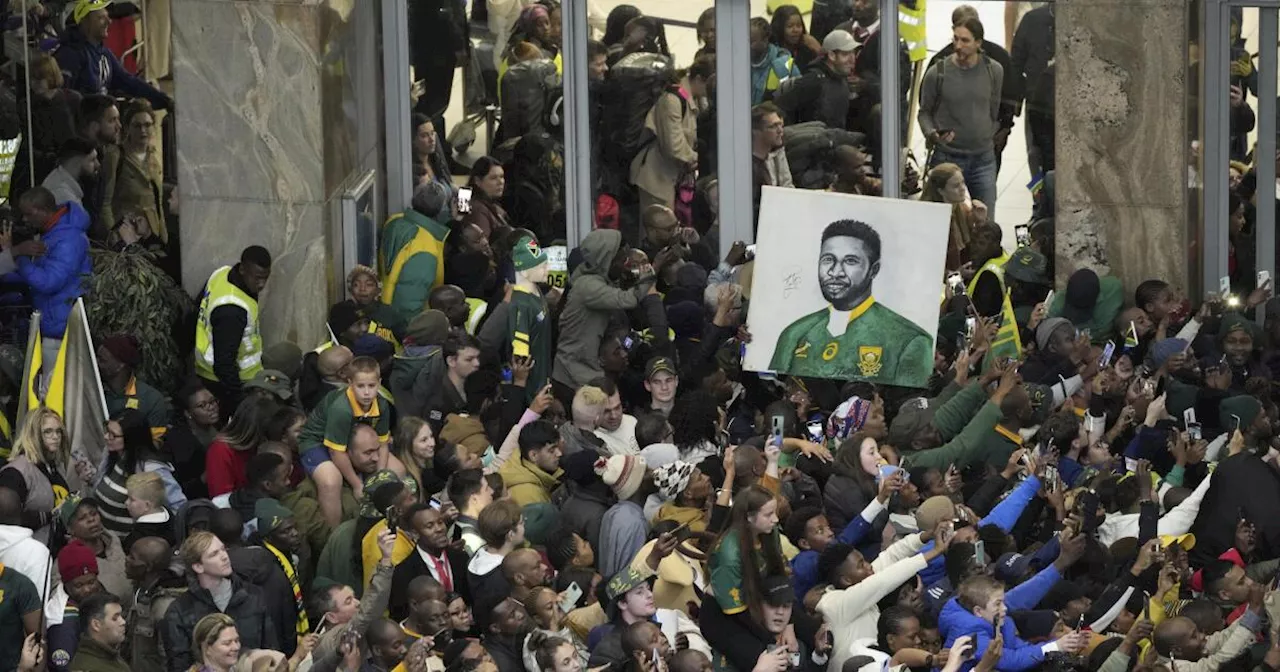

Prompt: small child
[298,356,392,527]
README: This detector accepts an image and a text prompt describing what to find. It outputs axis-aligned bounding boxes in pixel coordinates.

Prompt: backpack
[599,52,684,176]
[498,58,561,143]
[783,121,868,189]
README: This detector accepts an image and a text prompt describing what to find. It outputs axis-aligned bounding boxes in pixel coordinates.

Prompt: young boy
[299,356,393,527]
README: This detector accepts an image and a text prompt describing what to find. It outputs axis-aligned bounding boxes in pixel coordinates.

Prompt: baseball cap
[822,29,856,52]
[73,0,111,23]
[645,356,677,381]
[245,369,294,400]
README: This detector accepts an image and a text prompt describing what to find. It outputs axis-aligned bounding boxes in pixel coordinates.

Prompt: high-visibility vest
[967,253,1023,365]
[899,0,929,63]
[465,298,488,335]
[195,266,263,382]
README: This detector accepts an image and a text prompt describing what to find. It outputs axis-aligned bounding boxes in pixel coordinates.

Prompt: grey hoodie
[552,230,654,389]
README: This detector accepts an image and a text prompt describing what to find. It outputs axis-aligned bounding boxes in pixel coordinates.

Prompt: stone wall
[1055,0,1191,296]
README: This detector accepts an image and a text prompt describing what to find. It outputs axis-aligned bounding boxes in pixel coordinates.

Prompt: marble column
[1055,0,1191,294]
[171,0,386,348]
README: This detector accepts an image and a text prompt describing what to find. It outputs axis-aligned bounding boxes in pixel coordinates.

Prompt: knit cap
[58,539,98,582]
[405,310,451,347]
[513,235,547,272]
[653,461,695,502]
[596,454,646,500]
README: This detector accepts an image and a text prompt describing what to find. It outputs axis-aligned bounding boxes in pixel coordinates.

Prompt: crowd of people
[1,1,1279,672]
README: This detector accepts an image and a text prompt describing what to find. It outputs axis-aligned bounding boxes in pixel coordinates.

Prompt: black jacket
[228,545,300,657]
[485,635,526,672]
[408,0,468,73]
[1010,5,1055,107]
[160,574,278,672]
[773,59,850,131]
[389,545,471,621]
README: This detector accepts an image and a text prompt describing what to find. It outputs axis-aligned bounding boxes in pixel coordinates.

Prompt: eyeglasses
[104,430,122,440]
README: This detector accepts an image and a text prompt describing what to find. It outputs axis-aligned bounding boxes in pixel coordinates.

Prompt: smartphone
[771,414,785,443]
[974,539,986,566]
[1142,591,1151,620]
[1015,224,1031,247]
[428,497,442,511]
[1226,294,1242,309]
[1077,614,1087,632]
[560,581,584,613]
[456,187,473,214]
[1183,407,1197,427]
[1232,413,1243,434]
[386,505,399,535]
[1044,290,1055,309]
[947,272,966,295]
[1078,490,1101,534]
[807,421,824,443]
[1260,270,1271,289]
[501,365,513,383]
[1140,377,1157,397]
[1045,465,1060,493]
[964,316,977,344]
[1221,275,1232,296]
[1099,341,1116,368]
[1138,501,1158,545]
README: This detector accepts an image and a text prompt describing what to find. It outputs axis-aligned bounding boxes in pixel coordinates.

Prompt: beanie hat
[675,263,708,291]
[262,341,303,381]
[521,502,561,545]
[1035,317,1072,351]
[666,302,705,340]
[405,310,451,347]
[58,539,98,582]
[1062,269,1101,324]
[101,334,141,368]
[653,461,695,502]
[915,496,956,534]
[346,264,378,290]
[254,497,294,536]
[328,300,364,336]
[1218,312,1260,343]
[887,397,935,448]
[1219,395,1263,431]
[1146,338,1189,370]
[352,333,393,359]
[562,450,605,486]
[596,455,646,500]
[512,235,547,272]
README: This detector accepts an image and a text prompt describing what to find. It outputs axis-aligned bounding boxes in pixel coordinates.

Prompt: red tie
[427,552,453,592]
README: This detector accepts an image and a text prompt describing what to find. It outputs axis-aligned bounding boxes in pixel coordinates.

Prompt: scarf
[265,542,309,636]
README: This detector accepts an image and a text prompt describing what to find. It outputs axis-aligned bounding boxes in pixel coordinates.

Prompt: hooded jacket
[228,545,301,657]
[380,208,451,325]
[938,564,1063,672]
[389,345,444,420]
[553,480,613,552]
[441,413,491,461]
[0,524,51,601]
[498,456,563,507]
[54,27,170,109]
[160,574,278,672]
[18,202,91,338]
[552,230,655,389]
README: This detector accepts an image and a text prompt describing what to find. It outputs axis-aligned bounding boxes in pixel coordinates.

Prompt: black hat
[1062,269,1101,324]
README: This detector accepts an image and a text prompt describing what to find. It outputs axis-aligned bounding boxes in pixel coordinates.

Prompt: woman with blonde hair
[190,613,239,672]
[0,407,75,542]
[388,415,444,497]
[921,162,980,270]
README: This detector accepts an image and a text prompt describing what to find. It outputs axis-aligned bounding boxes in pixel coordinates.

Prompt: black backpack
[498,58,561,143]
[599,52,683,177]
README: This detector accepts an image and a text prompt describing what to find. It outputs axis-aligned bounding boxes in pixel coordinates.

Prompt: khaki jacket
[630,89,697,200]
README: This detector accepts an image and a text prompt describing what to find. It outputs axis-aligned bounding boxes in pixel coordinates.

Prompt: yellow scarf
[265,542,309,636]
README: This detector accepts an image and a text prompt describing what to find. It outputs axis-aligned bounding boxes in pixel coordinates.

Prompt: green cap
[1025,383,1054,425]
[1004,247,1050,286]
[512,236,547,272]
[57,493,94,529]
[521,502,561,546]
[1220,395,1263,431]
[254,497,293,535]
[359,469,404,518]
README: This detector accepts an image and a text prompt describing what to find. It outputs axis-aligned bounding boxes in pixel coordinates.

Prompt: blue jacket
[18,202,91,338]
[791,500,879,600]
[938,564,1063,672]
[54,28,170,109]
[751,43,799,105]
[919,475,1042,586]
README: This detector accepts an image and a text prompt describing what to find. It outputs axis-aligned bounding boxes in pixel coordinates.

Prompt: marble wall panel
[1055,0,1190,295]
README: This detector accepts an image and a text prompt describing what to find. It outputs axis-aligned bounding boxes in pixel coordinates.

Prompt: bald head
[318,345,354,378]
[429,285,468,327]
[0,487,21,525]
[132,536,172,571]
[408,575,446,605]
[1153,616,1197,658]
[502,548,546,587]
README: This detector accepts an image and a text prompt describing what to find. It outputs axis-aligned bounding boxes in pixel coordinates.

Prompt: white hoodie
[0,524,51,602]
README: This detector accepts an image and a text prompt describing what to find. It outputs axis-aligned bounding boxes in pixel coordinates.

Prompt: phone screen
[1015,225,1030,247]
[456,187,473,213]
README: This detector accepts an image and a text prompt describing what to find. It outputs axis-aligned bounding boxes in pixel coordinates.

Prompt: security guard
[965,223,1021,364]
[194,246,272,413]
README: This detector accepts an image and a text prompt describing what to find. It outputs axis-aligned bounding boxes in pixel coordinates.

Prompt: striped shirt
[93,462,133,537]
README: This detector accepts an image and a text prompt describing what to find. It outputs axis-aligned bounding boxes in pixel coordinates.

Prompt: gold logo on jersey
[858,346,883,377]
[822,342,839,361]
[794,342,811,359]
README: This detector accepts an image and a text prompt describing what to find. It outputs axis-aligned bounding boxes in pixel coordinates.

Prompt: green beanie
[512,236,547,272]
[1219,395,1262,432]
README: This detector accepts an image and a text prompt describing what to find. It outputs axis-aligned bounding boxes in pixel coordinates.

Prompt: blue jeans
[931,148,998,213]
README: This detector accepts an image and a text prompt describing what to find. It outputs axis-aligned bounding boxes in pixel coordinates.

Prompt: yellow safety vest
[967,253,1023,364]
[465,298,488,335]
[899,0,929,63]
[195,266,264,382]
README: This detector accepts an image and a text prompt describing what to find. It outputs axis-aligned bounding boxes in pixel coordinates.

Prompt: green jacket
[930,381,987,439]
[68,637,130,672]
[380,209,450,324]
[901,399,1008,471]
[770,298,933,387]
[281,486,337,561]
[316,518,360,595]
[1048,275,1125,345]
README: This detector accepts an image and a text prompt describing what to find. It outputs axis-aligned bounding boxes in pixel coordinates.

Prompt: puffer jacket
[773,58,850,131]
[160,574,278,672]
[18,201,91,337]
[388,345,444,419]
[938,563,1063,672]
[228,544,300,658]
[498,456,563,507]
[552,230,654,388]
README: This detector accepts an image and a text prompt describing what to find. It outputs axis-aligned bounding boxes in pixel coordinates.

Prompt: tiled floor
[441,1,1038,251]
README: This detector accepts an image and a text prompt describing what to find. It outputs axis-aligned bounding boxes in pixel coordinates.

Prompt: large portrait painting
[743,187,952,388]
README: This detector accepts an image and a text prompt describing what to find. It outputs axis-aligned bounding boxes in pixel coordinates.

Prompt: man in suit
[390,503,470,620]
[770,219,933,387]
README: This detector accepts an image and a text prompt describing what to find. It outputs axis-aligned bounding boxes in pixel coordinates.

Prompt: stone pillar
[1055,0,1191,294]
[171,0,386,348]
